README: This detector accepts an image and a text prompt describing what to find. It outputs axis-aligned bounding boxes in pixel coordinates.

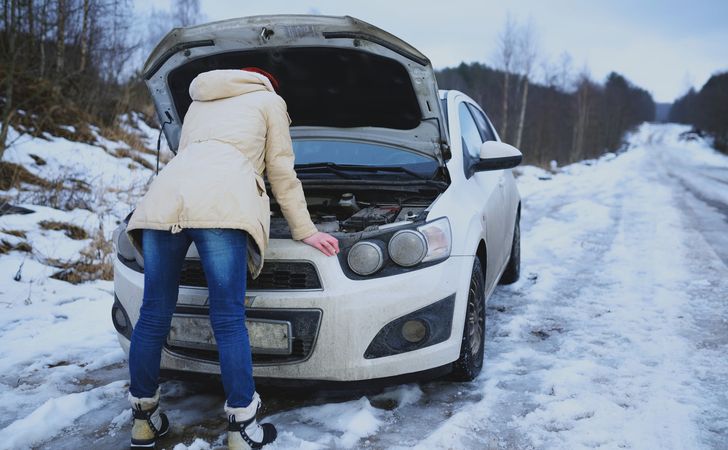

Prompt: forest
[437,65,655,166]
[1,0,657,168]
[669,71,728,153]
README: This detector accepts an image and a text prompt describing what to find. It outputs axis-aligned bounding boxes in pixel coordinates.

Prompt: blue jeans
[128,228,254,408]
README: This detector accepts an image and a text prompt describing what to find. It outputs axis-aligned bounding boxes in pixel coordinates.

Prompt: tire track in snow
[412,126,726,449]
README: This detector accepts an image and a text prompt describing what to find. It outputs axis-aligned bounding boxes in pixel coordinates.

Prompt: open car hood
[143,15,448,163]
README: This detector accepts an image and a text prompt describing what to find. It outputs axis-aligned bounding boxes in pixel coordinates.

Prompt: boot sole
[130,414,170,449]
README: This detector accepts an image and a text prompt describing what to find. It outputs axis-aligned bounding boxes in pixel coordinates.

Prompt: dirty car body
[112,15,522,384]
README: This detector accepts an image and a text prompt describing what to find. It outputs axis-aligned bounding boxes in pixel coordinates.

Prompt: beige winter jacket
[126,69,318,278]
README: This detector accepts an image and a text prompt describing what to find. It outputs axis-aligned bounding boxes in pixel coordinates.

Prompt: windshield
[292,140,438,179]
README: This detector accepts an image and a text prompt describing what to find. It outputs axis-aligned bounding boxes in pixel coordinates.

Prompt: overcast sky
[135,0,728,103]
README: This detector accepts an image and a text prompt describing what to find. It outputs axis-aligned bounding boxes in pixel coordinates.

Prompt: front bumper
[113,239,475,382]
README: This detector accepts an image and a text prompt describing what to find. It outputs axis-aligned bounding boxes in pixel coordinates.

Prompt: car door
[457,101,508,275]
[467,104,512,263]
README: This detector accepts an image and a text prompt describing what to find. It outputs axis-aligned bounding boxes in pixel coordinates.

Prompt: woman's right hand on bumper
[302,232,339,256]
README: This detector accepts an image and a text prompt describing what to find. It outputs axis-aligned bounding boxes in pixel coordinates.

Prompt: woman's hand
[302,232,340,256]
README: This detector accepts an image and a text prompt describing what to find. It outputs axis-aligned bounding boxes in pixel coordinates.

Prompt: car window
[458,103,483,159]
[466,104,496,142]
[291,139,439,178]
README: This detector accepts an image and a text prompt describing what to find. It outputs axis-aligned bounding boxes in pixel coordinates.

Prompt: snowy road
[1,124,726,449]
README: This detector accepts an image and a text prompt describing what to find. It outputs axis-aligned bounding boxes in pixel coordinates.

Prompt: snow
[1,122,727,449]
[271,397,382,448]
[0,381,127,450]
[1,205,99,261]
[0,121,156,449]
[413,123,728,449]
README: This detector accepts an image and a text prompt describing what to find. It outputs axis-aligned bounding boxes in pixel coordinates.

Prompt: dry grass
[10,76,97,144]
[101,124,156,156]
[39,220,89,240]
[115,147,155,171]
[48,226,113,284]
[18,169,94,212]
[1,229,27,238]
[0,239,32,254]
[0,161,50,190]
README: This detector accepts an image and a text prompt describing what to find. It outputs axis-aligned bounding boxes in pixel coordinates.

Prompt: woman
[124,68,339,449]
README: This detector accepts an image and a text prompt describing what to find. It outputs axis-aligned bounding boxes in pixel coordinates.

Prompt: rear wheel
[499,216,520,285]
[450,258,485,381]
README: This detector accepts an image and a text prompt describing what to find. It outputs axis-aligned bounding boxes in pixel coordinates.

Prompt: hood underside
[143,15,447,161]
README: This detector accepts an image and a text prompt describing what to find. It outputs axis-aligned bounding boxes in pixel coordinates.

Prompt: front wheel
[450,258,485,381]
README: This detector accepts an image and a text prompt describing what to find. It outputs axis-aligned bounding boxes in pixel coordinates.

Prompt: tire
[450,257,486,381]
[499,216,520,285]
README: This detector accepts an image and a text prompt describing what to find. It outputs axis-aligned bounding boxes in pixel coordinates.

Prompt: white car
[112,15,521,385]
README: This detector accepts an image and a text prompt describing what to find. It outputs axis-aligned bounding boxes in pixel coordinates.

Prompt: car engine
[269,191,432,237]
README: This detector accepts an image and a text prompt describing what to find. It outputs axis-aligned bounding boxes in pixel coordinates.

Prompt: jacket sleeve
[263,96,318,240]
[177,104,193,153]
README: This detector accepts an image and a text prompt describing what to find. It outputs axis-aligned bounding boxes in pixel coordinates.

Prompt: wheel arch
[476,239,487,282]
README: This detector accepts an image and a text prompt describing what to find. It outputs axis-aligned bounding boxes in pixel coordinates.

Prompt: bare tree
[54,0,66,73]
[540,51,573,92]
[145,7,171,55]
[494,13,517,142]
[145,0,205,57]
[172,0,203,27]
[0,0,20,159]
[79,0,90,72]
[571,69,593,161]
[555,52,573,92]
[38,0,49,77]
[513,19,538,149]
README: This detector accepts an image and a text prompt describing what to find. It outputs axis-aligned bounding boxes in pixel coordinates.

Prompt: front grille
[165,308,321,365]
[179,260,321,290]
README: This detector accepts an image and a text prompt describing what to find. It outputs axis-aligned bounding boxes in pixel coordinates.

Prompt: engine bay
[269,189,436,237]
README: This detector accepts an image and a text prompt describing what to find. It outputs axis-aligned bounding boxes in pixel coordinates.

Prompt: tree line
[436,17,655,167]
[2,3,655,167]
[669,71,728,153]
[437,64,656,166]
[0,0,140,159]
[0,0,201,160]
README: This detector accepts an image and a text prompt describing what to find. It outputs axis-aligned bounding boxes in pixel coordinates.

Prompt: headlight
[388,229,427,267]
[417,217,451,263]
[114,223,144,269]
[347,241,384,275]
[114,223,136,260]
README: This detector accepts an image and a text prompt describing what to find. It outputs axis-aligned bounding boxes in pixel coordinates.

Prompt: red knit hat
[241,67,280,92]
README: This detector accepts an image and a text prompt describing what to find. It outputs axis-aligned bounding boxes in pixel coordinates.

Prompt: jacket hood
[189,69,274,101]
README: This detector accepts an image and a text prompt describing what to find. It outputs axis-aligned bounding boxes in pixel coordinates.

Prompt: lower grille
[165,308,321,365]
[179,260,321,290]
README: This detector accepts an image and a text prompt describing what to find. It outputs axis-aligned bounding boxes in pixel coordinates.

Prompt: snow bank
[0,120,157,447]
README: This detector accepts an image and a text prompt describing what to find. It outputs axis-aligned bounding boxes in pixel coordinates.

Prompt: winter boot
[128,387,170,449]
[225,392,277,449]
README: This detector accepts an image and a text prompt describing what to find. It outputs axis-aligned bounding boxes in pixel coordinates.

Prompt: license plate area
[168,314,292,355]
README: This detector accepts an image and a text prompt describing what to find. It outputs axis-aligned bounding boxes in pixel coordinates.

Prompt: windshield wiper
[295,163,427,180]
[294,162,355,179]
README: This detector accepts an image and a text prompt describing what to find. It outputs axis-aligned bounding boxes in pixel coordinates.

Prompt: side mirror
[473,141,523,172]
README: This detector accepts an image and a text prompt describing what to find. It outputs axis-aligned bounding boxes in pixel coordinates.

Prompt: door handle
[498,177,505,187]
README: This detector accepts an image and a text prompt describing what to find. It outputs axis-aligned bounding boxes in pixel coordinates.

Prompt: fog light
[113,223,136,261]
[401,319,428,343]
[111,297,133,340]
[112,305,128,330]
